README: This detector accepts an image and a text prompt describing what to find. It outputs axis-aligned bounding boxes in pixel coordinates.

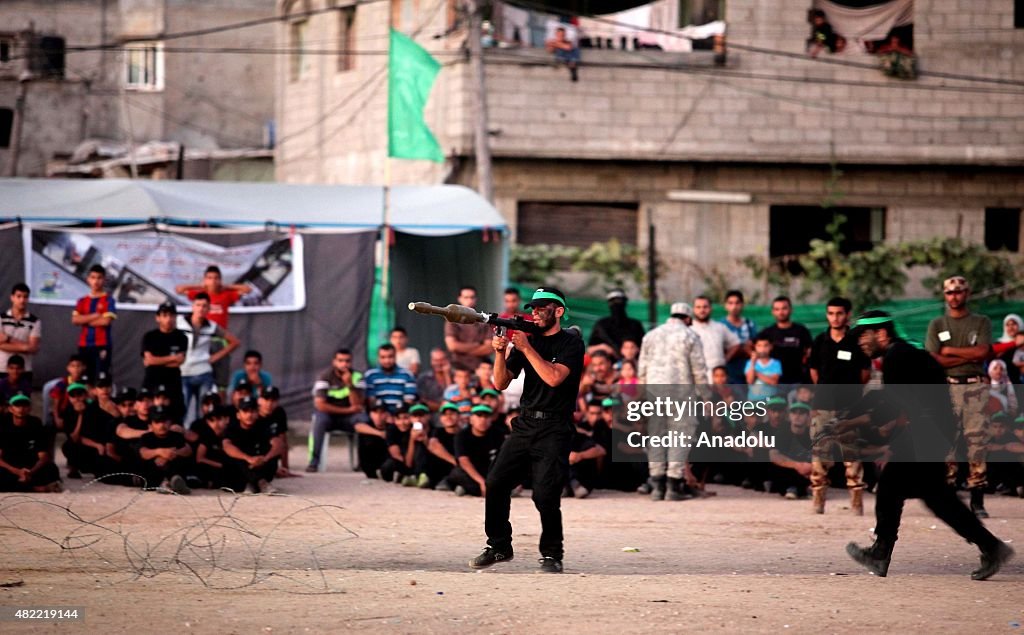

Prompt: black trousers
[874,462,1000,551]
[357,435,390,479]
[485,415,573,560]
[62,439,116,477]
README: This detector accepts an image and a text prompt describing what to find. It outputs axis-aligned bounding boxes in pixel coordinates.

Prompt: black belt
[947,376,984,384]
[519,408,564,421]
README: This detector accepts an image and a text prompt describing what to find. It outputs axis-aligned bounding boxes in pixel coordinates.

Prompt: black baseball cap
[368,402,390,413]
[156,301,178,315]
[95,372,112,388]
[155,384,171,397]
[234,377,253,392]
[137,386,153,400]
[260,386,280,400]
[207,405,234,420]
[114,387,137,403]
[201,392,222,406]
[150,405,172,421]
[237,395,258,411]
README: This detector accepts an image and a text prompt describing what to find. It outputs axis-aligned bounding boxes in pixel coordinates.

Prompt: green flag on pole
[388,29,444,162]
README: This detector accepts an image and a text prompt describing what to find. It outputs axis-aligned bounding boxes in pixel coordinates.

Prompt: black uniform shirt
[506,329,585,416]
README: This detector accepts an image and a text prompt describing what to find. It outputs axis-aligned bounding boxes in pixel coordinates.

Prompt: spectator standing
[0,283,42,382]
[721,290,758,386]
[177,293,240,425]
[176,265,251,393]
[588,289,645,358]
[690,296,740,383]
[141,303,188,421]
[925,276,993,518]
[758,296,813,389]
[390,327,421,375]
[444,286,493,372]
[71,265,116,377]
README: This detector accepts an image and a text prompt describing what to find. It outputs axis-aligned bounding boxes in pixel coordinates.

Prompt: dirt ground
[1,438,1021,634]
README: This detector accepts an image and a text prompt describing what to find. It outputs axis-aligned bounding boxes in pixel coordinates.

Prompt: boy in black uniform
[141,303,188,421]
[194,406,243,491]
[0,393,62,492]
[470,287,584,574]
[114,387,154,481]
[257,386,295,478]
[137,405,193,494]
[380,407,419,484]
[844,310,1014,580]
[223,395,282,494]
[425,402,462,490]
[61,382,115,479]
[353,403,392,479]
[450,404,504,496]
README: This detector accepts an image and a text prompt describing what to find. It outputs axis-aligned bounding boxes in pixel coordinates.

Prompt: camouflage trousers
[945,382,991,489]
[810,409,864,492]
[646,418,697,480]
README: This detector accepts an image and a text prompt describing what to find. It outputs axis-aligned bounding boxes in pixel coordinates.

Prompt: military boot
[665,477,691,501]
[971,542,1014,581]
[650,475,667,501]
[846,537,895,577]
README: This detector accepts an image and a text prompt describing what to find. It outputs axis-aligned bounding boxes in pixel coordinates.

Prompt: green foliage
[509,243,579,286]
[509,239,652,297]
[571,238,646,292]
[899,238,1021,301]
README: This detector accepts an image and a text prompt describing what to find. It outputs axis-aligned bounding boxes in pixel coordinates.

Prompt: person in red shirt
[176,266,251,395]
[71,265,117,377]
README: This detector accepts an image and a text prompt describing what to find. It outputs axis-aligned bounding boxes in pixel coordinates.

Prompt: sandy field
[1,438,1021,634]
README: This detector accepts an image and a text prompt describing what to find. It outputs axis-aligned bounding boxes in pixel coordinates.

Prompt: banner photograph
[23,227,305,312]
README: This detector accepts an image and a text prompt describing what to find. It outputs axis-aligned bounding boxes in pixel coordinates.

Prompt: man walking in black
[469,287,584,573]
[843,311,1013,580]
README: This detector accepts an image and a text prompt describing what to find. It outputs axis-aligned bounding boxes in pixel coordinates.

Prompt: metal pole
[4,78,27,177]
[466,0,494,204]
[647,208,657,326]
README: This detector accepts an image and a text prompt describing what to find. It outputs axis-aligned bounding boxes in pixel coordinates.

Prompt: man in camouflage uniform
[637,302,708,501]
[925,276,993,518]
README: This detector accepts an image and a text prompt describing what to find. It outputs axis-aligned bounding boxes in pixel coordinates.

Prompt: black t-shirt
[258,406,288,437]
[0,416,47,467]
[809,329,870,410]
[225,420,273,457]
[115,416,151,452]
[758,323,813,385]
[141,328,188,389]
[774,425,812,463]
[140,430,188,451]
[570,428,598,454]
[432,427,458,456]
[62,404,112,444]
[196,425,228,462]
[386,424,411,450]
[455,425,504,475]
[589,316,645,353]
[506,329,585,416]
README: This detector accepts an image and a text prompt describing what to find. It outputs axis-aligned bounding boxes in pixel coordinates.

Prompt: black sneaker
[469,547,513,569]
[539,556,563,573]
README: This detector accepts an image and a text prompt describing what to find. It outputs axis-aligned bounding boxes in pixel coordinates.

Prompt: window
[985,208,1021,252]
[29,35,65,79]
[0,108,13,148]
[0,38,11,63]
[289,19,310,81]
[517,202,638,248]
[1016,0,1024,28]
[678,0,725,28]
[769,206,885,258]
[338,6,356,72]
[124,43,163,90]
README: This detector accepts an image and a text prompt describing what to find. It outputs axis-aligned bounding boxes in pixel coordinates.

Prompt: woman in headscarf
[987,359,1018,416]
[993,314,1024,384]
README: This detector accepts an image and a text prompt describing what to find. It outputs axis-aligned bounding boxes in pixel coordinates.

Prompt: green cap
[601,397,621,408]
[789,401,811,412]
[67,382,89,394]
[479,389,500,398]
[991,410,1010,423]
[764,396,788,409]
[470,404,494,416]
[8,393,30,406]
[439,402,459,413]
[524,287,568,315]
[1014,415,1024,426]
[409,404,430,415]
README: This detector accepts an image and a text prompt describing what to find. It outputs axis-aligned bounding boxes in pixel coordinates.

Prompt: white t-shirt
[177,315,223,377]
[689,319,739,380]
[396,347,421,374]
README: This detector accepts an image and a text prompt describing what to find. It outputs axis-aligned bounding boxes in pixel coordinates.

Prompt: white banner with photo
[23,226,305,312]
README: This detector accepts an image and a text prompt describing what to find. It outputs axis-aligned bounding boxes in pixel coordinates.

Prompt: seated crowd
[2,280,1024,511]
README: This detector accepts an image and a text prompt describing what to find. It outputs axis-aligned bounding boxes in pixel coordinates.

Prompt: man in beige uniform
[925,276,992,518]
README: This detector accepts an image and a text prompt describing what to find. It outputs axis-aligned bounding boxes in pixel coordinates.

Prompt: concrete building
[275,0,1024,300]
[0,0,276,179]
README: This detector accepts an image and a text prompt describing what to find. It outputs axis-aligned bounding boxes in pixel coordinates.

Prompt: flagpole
[382,20,394,341]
